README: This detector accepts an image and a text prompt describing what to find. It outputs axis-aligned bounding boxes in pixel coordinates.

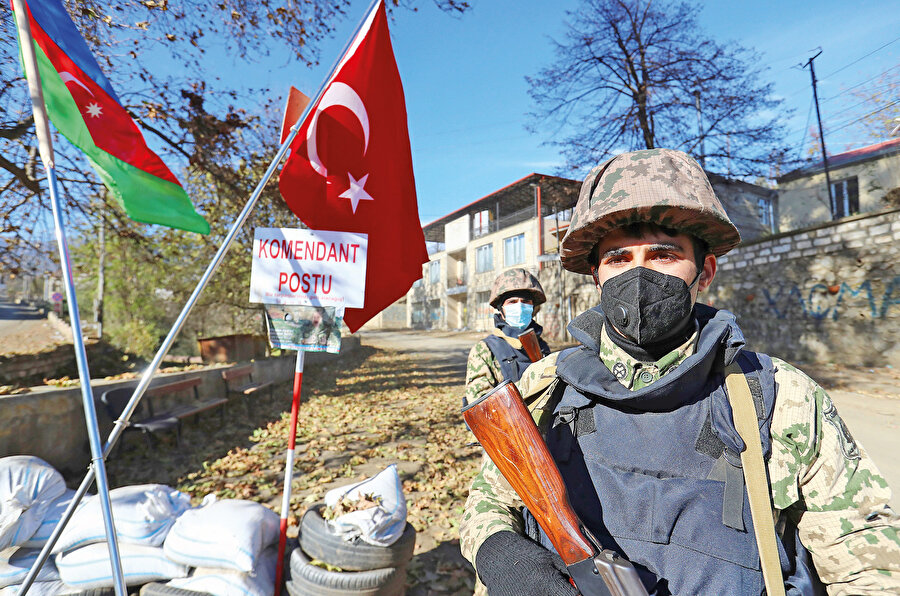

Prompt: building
[408,173,581,333]
[777,137,900,231]
[370,168,778,338]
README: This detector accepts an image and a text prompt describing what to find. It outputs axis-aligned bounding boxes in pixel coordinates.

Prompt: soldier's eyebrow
[601,247,631,259]
[647,242,684,252]
[601,242,684,259]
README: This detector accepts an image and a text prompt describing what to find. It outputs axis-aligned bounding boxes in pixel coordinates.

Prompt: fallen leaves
[104,345,480,595]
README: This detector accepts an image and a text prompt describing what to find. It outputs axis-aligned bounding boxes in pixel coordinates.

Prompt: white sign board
[249,227,367,308]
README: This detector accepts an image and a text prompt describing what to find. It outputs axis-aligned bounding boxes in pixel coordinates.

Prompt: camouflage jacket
[460,324,900,594]
[464,329,524,407]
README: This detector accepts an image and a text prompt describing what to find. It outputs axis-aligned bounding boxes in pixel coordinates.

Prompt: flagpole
[11,1,128,595]
[274,350,305,595]
[21,0,386,591]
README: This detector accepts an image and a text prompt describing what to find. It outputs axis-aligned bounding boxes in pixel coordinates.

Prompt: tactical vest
[483,317,550,384]
[524,305,823,596]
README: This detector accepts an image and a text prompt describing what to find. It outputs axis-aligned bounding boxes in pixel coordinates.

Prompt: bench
[100,386,181,450]
[222,364,273,414]
[147,377,228,425]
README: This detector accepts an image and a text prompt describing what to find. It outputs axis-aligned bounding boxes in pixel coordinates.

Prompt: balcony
[446,269,467,295]
[471,205,536,239]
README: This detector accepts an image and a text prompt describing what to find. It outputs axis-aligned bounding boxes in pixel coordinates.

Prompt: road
[0,294,66,355]
[359,329,899,506]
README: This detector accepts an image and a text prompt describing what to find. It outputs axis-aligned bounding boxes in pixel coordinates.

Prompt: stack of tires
[287,505,416,596]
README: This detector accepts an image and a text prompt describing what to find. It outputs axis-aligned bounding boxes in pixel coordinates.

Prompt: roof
[422,173,581,243]
[777,137,900,184]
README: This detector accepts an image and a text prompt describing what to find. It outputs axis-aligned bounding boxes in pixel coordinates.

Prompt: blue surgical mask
[503,302,534,329]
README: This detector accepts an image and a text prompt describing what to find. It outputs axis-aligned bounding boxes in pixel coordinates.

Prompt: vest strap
[725,362,785,596]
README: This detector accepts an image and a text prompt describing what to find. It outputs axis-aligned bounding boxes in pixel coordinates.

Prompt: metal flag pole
[21,0,385,591]
[11,1,127,593]
[274,350,305,595]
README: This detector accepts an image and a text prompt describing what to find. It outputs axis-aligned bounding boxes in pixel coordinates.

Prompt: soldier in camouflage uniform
[464,268,551,407]
[460,149,900,595]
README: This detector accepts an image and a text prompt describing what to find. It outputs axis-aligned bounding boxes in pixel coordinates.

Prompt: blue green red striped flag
[12,0,209,234]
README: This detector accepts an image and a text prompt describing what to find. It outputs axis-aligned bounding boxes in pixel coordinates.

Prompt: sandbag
[53,484,191,553]
[0,547,60,588]
[55,542,189,589]
[323,464,407,547]
[167,546,277,596]
[0,579,66,595]
[0,457,66,550]
[22,489,88,549]
[163,498,279,572]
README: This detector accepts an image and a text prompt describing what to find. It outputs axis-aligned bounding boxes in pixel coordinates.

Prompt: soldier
[460,149,900,595]
[464,268,551,407]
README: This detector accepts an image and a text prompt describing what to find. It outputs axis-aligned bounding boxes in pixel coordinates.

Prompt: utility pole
[93,216,105,339]
[694,90,706,169]
[803,50,835,219]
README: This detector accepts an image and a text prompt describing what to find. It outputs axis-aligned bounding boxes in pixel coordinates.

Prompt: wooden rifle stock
[463,381,648,596]
[518,328,543,362]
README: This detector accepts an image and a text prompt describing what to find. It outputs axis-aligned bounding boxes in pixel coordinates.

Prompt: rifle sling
[724,363,785,596]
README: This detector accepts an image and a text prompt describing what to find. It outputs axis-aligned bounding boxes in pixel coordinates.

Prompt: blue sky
[209,0,900,225]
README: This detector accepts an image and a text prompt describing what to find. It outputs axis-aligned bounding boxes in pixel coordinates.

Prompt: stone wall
[709,207,900,366]
[0,336,360,478]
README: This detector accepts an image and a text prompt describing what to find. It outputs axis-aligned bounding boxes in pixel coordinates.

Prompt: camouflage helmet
[560,148,741,275]
[489,268,546,309]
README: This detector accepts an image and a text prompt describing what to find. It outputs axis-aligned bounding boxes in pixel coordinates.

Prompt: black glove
[475,531,578,596]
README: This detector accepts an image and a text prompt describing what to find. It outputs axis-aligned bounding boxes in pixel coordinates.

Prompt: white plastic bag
[163,497,279,572]
[55,543,189,589]
[167,545,277,596]
[323,464,407,547]
[0,457,66,550]
[52,484,191,553]
[0,547,60,588]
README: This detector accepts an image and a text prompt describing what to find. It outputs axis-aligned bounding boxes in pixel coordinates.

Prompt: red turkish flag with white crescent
[278,1,428,332]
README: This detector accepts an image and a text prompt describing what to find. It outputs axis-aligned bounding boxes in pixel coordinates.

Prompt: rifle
[462,381,649,596]
[518,328,543,362]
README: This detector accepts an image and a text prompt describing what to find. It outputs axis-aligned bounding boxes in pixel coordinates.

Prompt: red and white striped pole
[274,350,305,595]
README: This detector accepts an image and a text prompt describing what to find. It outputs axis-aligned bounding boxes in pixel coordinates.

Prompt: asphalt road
[0,294,67,355]
[359,329,899,507]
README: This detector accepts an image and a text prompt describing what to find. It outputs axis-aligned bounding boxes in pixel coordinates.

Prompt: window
[476,244,493,273]
[757,197,771,227]
[473,209,492,237]
[831,177,859,219]
[504,234,525,266]
[429,260,440,284]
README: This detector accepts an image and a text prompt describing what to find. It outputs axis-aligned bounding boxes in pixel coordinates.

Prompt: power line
[823,64,900,102]
[826,88,893,120]
[796,96,814,159]
[820,35,900,80]
[825,99,900,135]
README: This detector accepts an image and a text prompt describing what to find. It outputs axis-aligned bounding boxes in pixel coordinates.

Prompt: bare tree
[0,0,469,276]
[527,0,796,178]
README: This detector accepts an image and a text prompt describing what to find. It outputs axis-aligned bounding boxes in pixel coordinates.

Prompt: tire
[299,505,416,571]
[286,548,405,596]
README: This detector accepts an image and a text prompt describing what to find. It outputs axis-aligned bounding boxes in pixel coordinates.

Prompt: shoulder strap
[724,362,785,596]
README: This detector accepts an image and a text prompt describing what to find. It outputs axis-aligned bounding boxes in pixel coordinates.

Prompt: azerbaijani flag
[12,0,209,234]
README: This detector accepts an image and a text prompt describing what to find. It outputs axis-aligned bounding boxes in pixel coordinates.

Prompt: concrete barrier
[0,336,360,477]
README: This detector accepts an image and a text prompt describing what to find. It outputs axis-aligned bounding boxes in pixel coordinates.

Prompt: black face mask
[599,266,700,345]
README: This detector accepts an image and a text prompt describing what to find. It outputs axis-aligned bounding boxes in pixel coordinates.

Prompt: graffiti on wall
[761,277,900,320]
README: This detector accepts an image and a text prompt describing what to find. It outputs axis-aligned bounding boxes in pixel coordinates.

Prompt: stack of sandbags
[52,484,192,589]
[0,456,67,594]
[162,498,280,596]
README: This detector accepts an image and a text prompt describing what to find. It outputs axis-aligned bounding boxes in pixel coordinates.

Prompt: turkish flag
[278,1,428,332]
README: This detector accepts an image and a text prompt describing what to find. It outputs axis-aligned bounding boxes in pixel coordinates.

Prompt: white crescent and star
[305,82,374,214]
[59,72,103,119]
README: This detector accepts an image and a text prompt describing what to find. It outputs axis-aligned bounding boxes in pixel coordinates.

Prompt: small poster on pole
[264,304,342,354]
